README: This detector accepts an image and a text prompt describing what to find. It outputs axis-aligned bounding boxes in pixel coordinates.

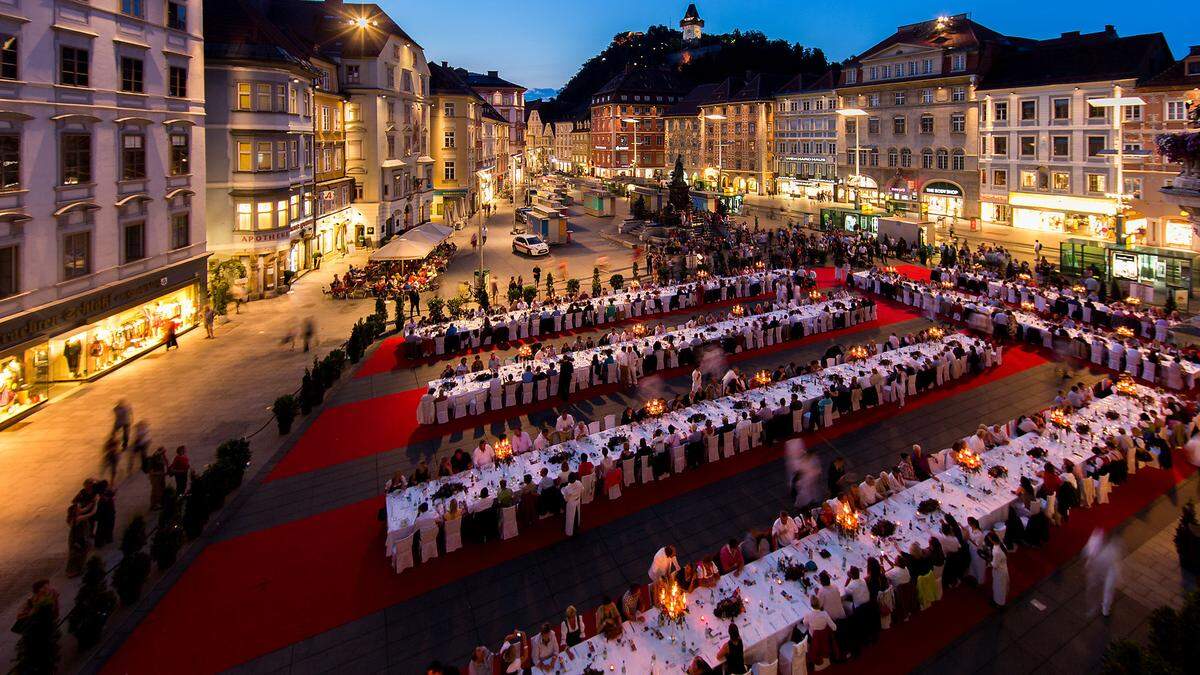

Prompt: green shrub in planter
[67,556,117,649]
[523,285,537,304]
[114,516,151,606]
[299,370,315,415]
[327,348,346,373]
[374,296,387,321]
[181,471,213,539]
[215,438,251,488]
[274,394,298,434]
[566,278,580,296]
[475,287,490,311]
[592,267,602,296]
[609,273,624,290]
[446,296,465,318]
[427,297,446,322]
[13,599,59,675]
[1099,590,1200,674]
[152,488,183,570]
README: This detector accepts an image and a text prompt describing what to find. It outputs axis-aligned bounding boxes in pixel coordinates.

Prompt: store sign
[781,156,829,163]
[0,258,206,352]
[235,229,292,244]
[923,181,963,196]
[1164,220,1194,248]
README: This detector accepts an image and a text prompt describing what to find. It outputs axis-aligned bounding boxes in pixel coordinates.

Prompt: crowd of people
[327,241,455,300]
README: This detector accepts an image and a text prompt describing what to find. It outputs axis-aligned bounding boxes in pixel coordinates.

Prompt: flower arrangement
[917,498,941,515]
[1071,284,1087,294]
[631,323,648,337]
[1124,296,1143,307]
[493,437,514,463]
[713,589,745,620]
[518,344,533,359]
[954,447,983,472]
[1115,326,1135,338]
[1075,423,1092,435]
[1027,447,1047,460]
[988,465,1009,479]
[644,398,666,417]
[809,290,823,301]
[1021,301,1037,312]
[927,327,945,340]
[731,305,745,317]
[432,482,467,501]
[834,501,865,535]
[753,370,773,387]
[1106,410,1122,421]
[1115,376,1139,396]
[656,578,688,625]
[777,559,807,582]
[1049,408,1072,428]
[606,435,628,449]
[547,450,572,465]
[847,345,869,361]
[870,519,897,538]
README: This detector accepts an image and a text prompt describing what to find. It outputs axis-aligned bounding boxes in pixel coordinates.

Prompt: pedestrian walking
[204,305,216,338]
[169,446,190,495]
[302,317,315,352]
[146,446,167,510]
[281,325,297,350]
[408,288,421,317]
[112,399,132,449]
[65,495,94,577]
[128,420,150,473]
[92,480,116,548]
[101,433,120,482]
[1084,529,1122,616]
[164,318,179,350]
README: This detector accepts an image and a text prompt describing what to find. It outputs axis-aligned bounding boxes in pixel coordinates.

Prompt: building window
[443,102,455,117]
[992,136,1007,157]
[950,113,965,133]
[0,245,16,298]
[1086,173,1106,193]
[1123,105,1142,121]
[60,46,89,87]
[275,141,286,170]
[60,133,90,185]
[0,35,17,80]
[120,57,143,93]
[894,91,906,106]
[1087,99,1106,119]
[921,148,933,169]
[951,53,966,72]
[443,130,454,148]
[63,231,90,278]
[993,101,1008,122]
[236,83,251,110]
[920,115,933,134]
[0,134,18,190]
[920,89,933,105]
[1124,177,1143,199]
[121,134,146,180]
[867,117,879,134]
[951,87,966,102]
[1087,136,1106,157]
[994,169,1007,187]
[1167,100,1189,121]
[234,202,251,229]
[951,149,965,171]
[167,1,187,30]
[887,148,898,167]
[444,160,455,181]
[1052,136,1069,157]
[170,132,189,175]
[1052,98,1070,120]
[1020,170,1037,188]
[236,141,252,172]
[900,148,911,168]
[121,0,143,17]
[1052,172,1069,190]
[276,199,286,225]
[255,142,272,170]
[1019,136,1036,157]
[346,65,359,83]
[255,83,271,111]
[1020,100,1036,121]
[256,201,272,229]
[170,212,189,249]
[935,148,949,170]
[123,222,145,262]
[893,116,906,134]
[169,66,187,97]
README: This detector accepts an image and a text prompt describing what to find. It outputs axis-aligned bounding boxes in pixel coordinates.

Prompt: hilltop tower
[680,3,704,45]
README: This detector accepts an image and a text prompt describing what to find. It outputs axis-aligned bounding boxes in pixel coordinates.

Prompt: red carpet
[355,292,775,378]
[102,346,1047,675]
[266,302,924,482]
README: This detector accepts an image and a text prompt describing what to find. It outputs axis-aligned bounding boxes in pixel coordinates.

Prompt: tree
[631,195,649,220]
[68,556,118,649]
[13,600,60,675]
[668,155,690,212]
[151,487,183,570]
[591,267,602,296]
[208,259,247,316]
[545,272,554,297]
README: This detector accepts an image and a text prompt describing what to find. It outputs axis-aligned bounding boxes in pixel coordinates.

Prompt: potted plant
[151,488,183,570]
[114,516,151,605]
[566,278,581,296]
[592,267,602,296]
[1176,502,1200,574]
[13,599,59,675]
[1156,131,1200,191]
[427,296,446,322]
[67,556,117,648]
[610,273,625,290]
[446,296,465,318]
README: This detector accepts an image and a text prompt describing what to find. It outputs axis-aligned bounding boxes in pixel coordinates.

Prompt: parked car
[512,234,550,257]
[515,207,533,224]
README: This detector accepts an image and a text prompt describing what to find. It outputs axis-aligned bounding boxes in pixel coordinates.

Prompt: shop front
[920,181,965,220]
[0,256,206,427]
[1108,244,1199,303]
[1009,192,1118,241]
[980,194,1012,226]
[231,227,293,298]
[820,207,881,235]
[778,176,836,201]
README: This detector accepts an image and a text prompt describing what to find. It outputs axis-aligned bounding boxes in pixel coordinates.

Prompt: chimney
[1104,24,1115,34]
[487,70,499,78]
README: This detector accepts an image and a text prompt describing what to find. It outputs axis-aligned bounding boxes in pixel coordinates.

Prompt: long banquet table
[554,385,1168,674]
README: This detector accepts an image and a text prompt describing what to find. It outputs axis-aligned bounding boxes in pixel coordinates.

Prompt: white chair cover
[754,660,778,675]
[443,517,463,553]
[706,434,720,463]
[604,413,617,430]
[389,532,414,574]
[622,458,636,487]
[435,399,450,424]
[640,456,654,483]
[418,525,439,562]
[501,506,519,540]
[1097,475,1112,504]
[672,446,685,473]
[722,432,737,459]
[581,473,596,504]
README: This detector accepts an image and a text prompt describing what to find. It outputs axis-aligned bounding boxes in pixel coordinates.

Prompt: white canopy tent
[369,222,454,261]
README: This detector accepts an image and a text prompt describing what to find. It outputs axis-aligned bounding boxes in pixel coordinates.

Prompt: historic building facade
[697,74,783,195]
[590,67,684,179]
[773,69,840,199]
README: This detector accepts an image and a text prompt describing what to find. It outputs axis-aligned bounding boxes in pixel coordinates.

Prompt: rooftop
[977,28,1174,90]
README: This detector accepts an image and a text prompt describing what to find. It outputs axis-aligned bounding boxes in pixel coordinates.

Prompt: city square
[0,2,1199,674]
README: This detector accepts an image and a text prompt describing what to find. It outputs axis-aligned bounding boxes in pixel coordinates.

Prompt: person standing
[988,532,1009,607]
[169,446,190,495]
[204,305,216,338]
[302,317,315,353]
[92,480,116,548]
[146,446,168,510]
[557,356,573,402]
[112,399,132,450]
[562,473,582,536]
[65,500,93,577]
[128,421,151,473]
[408,287,421,317]
[164,318,179,351]
[1084,529,1122,617]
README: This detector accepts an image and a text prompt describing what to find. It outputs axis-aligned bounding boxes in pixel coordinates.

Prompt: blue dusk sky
[378,0,1200,91]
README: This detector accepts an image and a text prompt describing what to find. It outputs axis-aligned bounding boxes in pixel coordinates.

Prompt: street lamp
[704,113,726,193]
[836,108,868,211]
[1088,95,1147,246]
[622,117,640,179]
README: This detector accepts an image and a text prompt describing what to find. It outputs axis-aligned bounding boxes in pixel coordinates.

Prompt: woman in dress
[988,531,1010,607]
[717,622,746,674]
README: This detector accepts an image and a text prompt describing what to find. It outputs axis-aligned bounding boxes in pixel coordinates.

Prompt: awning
[369,222,453,261]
